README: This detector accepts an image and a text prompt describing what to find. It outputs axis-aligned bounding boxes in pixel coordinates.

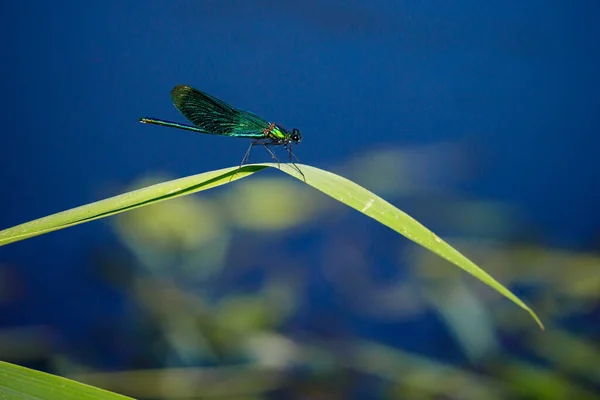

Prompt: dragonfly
[139,85,304,179]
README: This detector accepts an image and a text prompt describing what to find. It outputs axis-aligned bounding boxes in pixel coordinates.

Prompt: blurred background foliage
[2,1,600,399]
[2,147,599,399]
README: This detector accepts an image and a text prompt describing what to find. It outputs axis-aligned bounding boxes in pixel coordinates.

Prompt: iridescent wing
[170,85,269,138]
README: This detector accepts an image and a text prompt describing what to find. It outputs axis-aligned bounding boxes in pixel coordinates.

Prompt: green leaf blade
[0,163,542,329]
[0,361,133,400]
[277,164,544,329]
[0,165,267,246]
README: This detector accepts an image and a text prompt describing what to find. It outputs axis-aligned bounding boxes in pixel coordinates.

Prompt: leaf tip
[529,310,545,331]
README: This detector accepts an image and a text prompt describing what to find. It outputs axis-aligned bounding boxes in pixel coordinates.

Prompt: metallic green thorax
[264,124,287,141]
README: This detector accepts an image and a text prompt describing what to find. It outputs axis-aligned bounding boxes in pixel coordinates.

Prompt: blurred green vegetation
[1,146,598,399]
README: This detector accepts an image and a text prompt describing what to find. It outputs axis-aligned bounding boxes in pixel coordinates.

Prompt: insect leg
[286,144,306,182]
[262,144,281,169]
[230,141,257,182]
[240,141,256,166]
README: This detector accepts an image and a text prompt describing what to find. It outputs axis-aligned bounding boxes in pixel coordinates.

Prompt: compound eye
[291,128,302,143]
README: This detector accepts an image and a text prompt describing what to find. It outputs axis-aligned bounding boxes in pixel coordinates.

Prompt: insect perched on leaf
[139,85,304,179]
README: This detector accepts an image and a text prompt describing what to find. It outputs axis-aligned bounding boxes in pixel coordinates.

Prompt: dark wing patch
[170,85,268,138]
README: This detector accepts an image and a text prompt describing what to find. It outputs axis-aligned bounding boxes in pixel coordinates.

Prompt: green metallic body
[139,84,303,179]
[140,85,294,143]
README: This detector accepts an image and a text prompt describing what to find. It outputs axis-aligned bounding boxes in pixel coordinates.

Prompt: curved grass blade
[0,163,543,329]
[275,164,544,330]
[0,361,133,400]
[0,165,267,247]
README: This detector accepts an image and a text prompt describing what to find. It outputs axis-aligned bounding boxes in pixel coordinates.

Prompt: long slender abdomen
[139,118,209,134]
